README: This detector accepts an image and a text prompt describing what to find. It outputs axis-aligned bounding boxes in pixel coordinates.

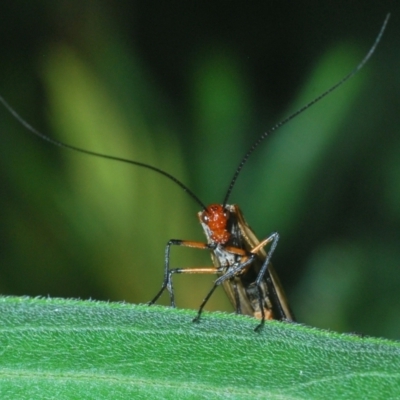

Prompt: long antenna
[223,13,390,207]
[0,95,207,210]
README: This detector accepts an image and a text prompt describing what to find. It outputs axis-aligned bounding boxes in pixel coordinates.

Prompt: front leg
[148,239,181,307]
[148,239,218,307]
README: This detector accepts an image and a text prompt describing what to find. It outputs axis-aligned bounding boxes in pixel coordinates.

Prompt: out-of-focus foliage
[0,2,399,339]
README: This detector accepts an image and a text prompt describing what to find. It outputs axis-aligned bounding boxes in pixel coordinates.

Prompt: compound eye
[223,209,230,219]
[201,213,209,223]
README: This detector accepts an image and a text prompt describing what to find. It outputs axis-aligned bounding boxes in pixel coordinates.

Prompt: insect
[0,14,389,331]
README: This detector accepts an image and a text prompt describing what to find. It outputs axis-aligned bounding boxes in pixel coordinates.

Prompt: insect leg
[233,280,242,314]
[193,255,255,323]
[214,254,255,283]
[253,232,280,332]
[148,239,179,306]
[148,239,216,307]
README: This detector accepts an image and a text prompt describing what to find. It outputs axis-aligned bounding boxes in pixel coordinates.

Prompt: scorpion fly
[0,14,389,331]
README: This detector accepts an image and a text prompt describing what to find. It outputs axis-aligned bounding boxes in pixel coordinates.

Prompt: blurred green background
[0,1,399,339]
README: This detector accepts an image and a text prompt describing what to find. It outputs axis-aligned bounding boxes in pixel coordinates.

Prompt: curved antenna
[223,13,390,207]
[0,95,207,210]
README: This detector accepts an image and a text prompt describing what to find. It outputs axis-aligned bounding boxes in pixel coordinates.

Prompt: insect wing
[232,205,295,321]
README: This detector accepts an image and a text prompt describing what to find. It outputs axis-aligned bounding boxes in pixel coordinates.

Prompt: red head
[198,204,231,244]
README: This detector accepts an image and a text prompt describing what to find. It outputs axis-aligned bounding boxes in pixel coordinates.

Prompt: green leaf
[0,297,399,399]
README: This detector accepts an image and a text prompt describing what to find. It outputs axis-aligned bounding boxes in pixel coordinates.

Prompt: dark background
[0,1,399,339]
